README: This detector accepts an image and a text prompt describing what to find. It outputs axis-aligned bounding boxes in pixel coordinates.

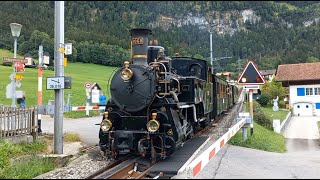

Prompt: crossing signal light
[256,76,261,83]
[241,77,247,83]
[237,60,265,85]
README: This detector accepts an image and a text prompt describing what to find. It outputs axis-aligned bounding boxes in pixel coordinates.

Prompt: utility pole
[207,11,215,74]
[237,58,242,73]
[54,1,64,154]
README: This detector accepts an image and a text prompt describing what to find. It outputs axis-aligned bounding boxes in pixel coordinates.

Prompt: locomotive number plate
[132,37,144,45]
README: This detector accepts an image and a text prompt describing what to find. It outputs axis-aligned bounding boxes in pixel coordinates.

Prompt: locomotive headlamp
[100,112,112,132]
[100,119,112,132]
[121,61,133,81]
[147,113,160,133]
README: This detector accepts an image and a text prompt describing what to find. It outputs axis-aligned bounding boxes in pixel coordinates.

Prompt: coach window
[221,84,224,98]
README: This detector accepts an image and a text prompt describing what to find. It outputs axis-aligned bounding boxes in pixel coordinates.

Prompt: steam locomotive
[98,28,239,162]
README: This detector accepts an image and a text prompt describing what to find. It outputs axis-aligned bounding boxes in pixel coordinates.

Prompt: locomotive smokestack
[130,28,153,66]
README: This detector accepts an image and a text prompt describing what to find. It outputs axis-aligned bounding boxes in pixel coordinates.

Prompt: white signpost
[84,82,91,116]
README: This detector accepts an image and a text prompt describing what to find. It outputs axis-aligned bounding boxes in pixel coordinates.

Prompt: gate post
[31,109,37,140]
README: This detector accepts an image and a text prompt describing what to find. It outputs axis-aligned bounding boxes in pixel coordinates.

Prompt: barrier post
[86,92,90,116]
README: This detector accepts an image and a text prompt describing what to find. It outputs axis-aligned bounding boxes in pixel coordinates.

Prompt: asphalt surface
[194,116,320,179]
[41,115,101,146]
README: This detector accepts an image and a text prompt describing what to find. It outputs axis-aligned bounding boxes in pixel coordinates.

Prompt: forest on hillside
[0,1,319,71]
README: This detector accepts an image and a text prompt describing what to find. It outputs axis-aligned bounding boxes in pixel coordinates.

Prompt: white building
[276,62,320,116]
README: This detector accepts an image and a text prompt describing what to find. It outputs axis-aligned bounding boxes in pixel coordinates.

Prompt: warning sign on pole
[84,82,91,89]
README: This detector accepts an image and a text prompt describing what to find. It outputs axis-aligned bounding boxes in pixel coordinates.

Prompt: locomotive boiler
[98,28,238,162]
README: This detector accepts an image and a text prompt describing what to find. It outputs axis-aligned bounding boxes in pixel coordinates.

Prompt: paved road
[195,144,320,179]
[283,116,319,139]
[41,115,101,146]
[194,116,320,179]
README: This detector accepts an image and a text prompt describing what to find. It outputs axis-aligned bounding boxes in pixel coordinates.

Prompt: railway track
[87,156,163,179]
[80,144,99,153]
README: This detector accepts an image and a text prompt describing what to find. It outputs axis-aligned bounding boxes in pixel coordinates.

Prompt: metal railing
[0,106,37,139]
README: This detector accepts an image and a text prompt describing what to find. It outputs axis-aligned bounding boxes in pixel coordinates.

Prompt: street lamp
[10,23,23,107]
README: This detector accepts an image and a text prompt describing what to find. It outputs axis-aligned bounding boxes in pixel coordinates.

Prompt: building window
[314,87,320,95]
[306,88,313,96]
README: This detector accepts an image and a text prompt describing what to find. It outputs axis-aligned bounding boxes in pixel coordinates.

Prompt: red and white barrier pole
[37,45,43,133]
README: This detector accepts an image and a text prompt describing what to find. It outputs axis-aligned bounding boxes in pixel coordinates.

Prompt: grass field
[0,139,55,179]
[1,49,119,118]
[228,121,287,153]
[261,107,289,123]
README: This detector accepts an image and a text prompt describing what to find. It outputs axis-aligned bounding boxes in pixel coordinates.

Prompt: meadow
[0,49,118,117]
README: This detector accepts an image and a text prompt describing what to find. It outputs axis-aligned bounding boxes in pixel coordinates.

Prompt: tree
[306,56,319,63]
[261,79,287,102]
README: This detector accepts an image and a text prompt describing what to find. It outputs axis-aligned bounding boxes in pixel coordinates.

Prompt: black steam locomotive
[98,28,239,162]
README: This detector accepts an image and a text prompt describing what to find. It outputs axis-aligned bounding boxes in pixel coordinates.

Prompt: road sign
[46,76,65,90]
[65,43,72,55]
[15,62,25,72]
[84,82,91,89]
[237,60,265,85]
[3,57,28,63]
[64,58,67,67]
[14,74,24,80]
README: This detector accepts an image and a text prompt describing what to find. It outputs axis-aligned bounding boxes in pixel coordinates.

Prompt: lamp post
[9,23,23,107]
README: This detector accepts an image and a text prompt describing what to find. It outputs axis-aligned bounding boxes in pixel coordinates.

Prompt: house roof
[90,82,102,90]
[276,62,320,81]
[260,69,276,76]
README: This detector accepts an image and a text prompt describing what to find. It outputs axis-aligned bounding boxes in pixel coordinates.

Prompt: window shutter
[297,88,305,96]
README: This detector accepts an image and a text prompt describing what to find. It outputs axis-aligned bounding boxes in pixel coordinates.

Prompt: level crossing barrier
[71,106,105,111]
[185,117,247,177]
[176,88,248,178]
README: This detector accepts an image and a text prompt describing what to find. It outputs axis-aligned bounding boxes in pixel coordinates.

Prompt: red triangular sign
[237,60,265,85]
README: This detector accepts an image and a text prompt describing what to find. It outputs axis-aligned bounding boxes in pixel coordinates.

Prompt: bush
[254,111,273,130]
[256,93,271,107]
[2,62,13,66]
[279,100,285,109]
[253,101,262,112]
[64,133,81,142]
